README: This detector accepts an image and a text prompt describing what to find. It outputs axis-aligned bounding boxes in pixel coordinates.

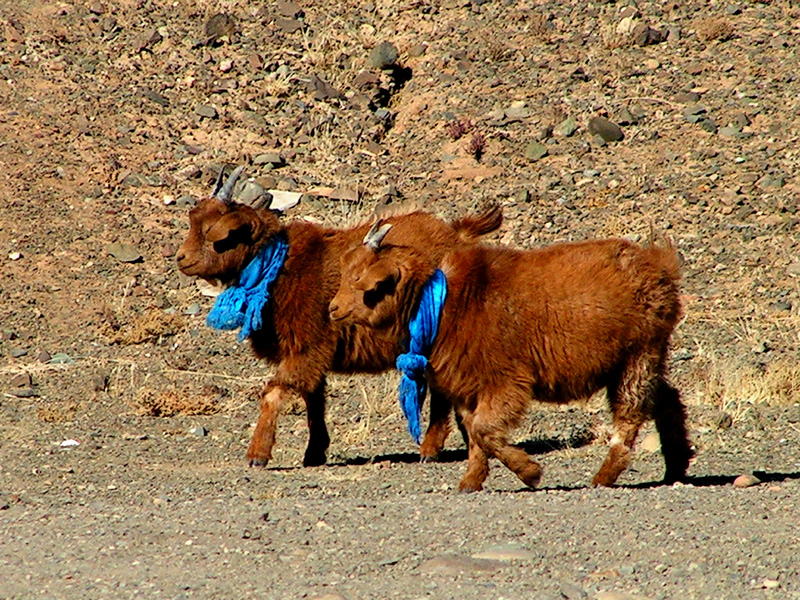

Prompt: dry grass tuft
[130,384,227,417]
[100,308,185,345]
[695,18,734,43]
[690,359,800,420]
[36,403,79,423]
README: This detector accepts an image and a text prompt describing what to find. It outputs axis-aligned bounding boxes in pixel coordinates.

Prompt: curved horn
[363,220,393,250]
[213,165,245,204]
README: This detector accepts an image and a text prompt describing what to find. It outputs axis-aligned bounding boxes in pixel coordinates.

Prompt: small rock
[190,425,208,437]
[715,412,733,430]
[10,348,28,358]
[176,195,197,208]
[8,251,21,261]
[185,303,202,316]
[643,58,660,70]
[37,350,51,363]
[639,432,660,452]
[733,473,761,488]
[514,189,531,203]
[418,555,502,575]
[590,134,607,147]
[195,104,218,119]
[699,118,718,133]
[770,300,791,312]
[107,242,142,263]
[10,373,31,387]
[560,582,589,600]
[219,59,233,72]
[50,353,74,364]
[310,74,343,101]
[253,153,284,167]
[368,41,399,70]
[762,579,780,589]
[277,0,303,18]
[554,117,578,137]
[674,92,700,103]
[588,117,624,142]
[329,187,359,202]
[408,43,427,57]
[60,439,80,448]
[682,104,707,117]
[525,141,548,161]
[205,13,236,41]
[237,181,266,205]
[276,18,304,34]
[10,387,39,398]
[632,23,665,46]
[472,543,536,561]
[93,374,109,392]
[267,190,302,212]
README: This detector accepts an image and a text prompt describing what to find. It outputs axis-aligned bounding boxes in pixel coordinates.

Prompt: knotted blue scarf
[206,237,289,342]
[396,269,447,443]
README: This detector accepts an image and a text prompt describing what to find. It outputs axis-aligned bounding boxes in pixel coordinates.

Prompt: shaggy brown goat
[176,167,502,467]
[329,229,693,492]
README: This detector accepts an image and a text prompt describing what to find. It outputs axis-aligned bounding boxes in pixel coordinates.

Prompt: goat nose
[176,251,185,263]
[329,302,339,315]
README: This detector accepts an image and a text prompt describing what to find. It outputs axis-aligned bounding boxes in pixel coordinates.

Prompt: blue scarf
[206,237,289,342]
[396,269,447,443]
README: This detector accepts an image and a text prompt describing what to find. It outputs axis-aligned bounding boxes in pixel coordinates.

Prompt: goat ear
[363,220,393,251]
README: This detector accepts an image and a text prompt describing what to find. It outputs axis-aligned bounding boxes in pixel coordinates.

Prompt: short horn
[213,165,245,204]
[363,220,393,250]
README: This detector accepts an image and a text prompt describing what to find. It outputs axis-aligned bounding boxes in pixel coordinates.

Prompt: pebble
[190,426,208,437]
[329,187,359,202]
[50,353,74,364]
[185,303,202,316]
[682,104,707,117]
[10,373,31,387]
[8,251,21,260]
[205,13,236,41]
[10,387,39,398]
[674,91,700,103]
[554,117,578,137]
[588,117,624,142]
[93,374,109,392]
[195,104,218,119]
[639,432,660,452]
[368,41,399,70]
[276,18,303,34]
[643,58,660,70]
[525,141,548,161]
[219,59,233,72]
[176,195,197,208]
[37,349,51,363]
[267,190,302,212]
[560,582,589,599]
[277,0,303,18]
[699,118,718,133]
[10,348,28,358]
[418,555,502,575]
[591,134,607,147]
[715,411,733,430]
[733,473,761,488]
[107,242,142,263]
[632,23,665,46]
[253,153,284,167]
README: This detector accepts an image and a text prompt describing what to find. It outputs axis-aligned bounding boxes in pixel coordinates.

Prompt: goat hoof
[249,457,269,467]
[457,482,483,494]
[419,454,440,464]
[303,452,327,467]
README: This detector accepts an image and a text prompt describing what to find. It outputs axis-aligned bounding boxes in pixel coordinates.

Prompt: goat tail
[452,203,503,241]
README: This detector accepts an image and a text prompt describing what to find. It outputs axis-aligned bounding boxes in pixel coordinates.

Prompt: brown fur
[176,193,502,467]
[330,235,692,491]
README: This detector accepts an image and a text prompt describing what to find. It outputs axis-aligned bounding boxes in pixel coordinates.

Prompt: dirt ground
[2,1,800,598]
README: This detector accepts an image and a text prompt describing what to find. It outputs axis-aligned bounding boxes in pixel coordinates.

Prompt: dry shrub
[692,360,800,419]
[100,308,184,345]
[37,403,78,423]
[130,385,225,417]
[695,18,734,43]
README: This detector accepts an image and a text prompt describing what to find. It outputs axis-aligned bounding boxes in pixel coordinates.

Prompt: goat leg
[419,390,452,462]
[302,379,329,467]
[456,411,489,493]
[247,386,289,467]
[653,379,693,484]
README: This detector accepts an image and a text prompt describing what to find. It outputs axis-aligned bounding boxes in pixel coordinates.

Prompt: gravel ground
[2,0,800,598]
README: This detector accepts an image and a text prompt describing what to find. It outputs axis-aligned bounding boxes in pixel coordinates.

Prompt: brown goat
[176,167,502,467]
[329,230,693,492]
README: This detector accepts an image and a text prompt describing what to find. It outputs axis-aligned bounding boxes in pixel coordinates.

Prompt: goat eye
[363,276,396,309]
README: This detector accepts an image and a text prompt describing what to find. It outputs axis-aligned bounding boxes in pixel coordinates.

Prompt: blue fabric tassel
[206,236,289,342]
[396,269,447,444]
